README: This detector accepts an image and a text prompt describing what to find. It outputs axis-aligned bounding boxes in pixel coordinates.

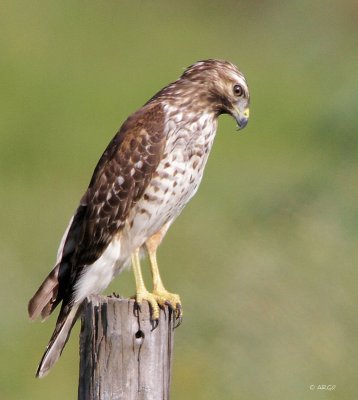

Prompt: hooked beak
[233,107,249,130]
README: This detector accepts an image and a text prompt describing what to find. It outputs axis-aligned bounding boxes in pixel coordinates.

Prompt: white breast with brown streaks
[124,105,218,251]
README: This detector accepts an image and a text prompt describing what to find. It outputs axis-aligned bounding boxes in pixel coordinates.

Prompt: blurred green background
[1,1,357,399]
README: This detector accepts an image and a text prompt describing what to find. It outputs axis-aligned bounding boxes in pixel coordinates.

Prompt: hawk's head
[180,59,250,130]
[148,59,250,130]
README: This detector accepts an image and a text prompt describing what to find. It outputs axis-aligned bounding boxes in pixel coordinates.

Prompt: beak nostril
[233,108,249,130]
[231,106,249,130]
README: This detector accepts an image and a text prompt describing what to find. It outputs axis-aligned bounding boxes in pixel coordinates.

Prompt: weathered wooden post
[78,295,175,400]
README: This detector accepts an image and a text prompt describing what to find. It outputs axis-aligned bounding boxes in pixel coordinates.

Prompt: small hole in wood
[135,330,145,339]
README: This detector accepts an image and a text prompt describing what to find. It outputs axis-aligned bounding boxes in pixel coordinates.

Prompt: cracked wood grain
[78,295,175,400]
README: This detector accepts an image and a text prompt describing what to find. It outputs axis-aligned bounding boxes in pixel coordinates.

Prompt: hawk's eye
[233,84,244,97]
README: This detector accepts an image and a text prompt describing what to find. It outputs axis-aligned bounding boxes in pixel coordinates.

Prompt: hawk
[28,59,250,377]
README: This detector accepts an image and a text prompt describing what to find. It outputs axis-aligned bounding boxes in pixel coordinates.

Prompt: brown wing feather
[29,102,166,320]
[73,102,166,267]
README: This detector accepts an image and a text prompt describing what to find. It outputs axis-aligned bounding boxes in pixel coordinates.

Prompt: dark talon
[174,315,182,329]
[175,303,182,319]
[165,300,174,311]
[176,303,182,315]
[133,302,141,317]
[174,303,182,328]
[151,318,159,331]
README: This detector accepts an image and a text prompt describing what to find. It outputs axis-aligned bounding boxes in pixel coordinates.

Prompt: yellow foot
[135,290,161,320]
[134,289,183,325]
[153,290,182,320]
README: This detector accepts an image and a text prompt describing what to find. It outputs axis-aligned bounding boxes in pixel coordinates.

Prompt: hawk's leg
[146,232,182,320]
[131,249,160,321]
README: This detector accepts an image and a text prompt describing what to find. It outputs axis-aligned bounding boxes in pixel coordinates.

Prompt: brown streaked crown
[148,59,249,116]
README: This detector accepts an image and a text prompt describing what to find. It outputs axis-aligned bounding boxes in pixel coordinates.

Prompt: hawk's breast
[127,108,218,249]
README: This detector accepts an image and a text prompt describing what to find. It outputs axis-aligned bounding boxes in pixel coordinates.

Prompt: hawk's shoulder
[87,101,166,193]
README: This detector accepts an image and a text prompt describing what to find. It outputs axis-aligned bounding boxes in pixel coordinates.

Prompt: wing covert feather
[72,102,166,267]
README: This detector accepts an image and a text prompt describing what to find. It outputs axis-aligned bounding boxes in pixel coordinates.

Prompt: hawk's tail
[36,302,82,378]
[28,264,61,321]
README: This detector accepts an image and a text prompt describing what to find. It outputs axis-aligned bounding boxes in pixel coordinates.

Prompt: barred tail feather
[36,303,82,378]
[28,264,60,321]
[28,214,77,321]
